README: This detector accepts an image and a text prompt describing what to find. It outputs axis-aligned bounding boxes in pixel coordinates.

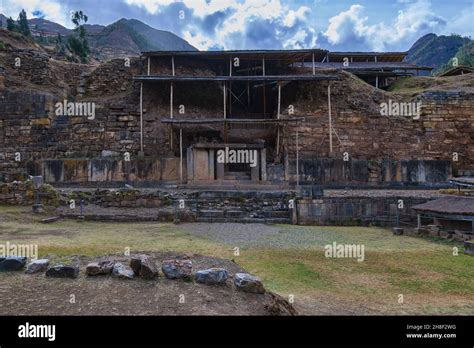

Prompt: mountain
[0,14,196,62]
[405,33,473,74]
[90,18,196,61]
[28,18,71,35]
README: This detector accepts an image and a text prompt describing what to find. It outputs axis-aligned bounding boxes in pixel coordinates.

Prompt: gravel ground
[324,189,446,198]
[179,223,445,251]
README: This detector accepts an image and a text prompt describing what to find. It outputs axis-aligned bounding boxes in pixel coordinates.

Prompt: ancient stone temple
[0,46,473,188]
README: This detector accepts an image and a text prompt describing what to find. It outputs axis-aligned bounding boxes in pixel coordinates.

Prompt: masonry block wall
[1,51,472,184]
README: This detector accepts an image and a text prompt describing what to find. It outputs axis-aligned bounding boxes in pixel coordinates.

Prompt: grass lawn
[1,205,473,315]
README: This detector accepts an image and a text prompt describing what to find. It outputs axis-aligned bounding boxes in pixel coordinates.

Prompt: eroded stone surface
[26,259,50,274]
[234,273,265,294]
[161,259,193,280]
[195,268,228,285]
[0,256,28,271]
[46,265,79,279]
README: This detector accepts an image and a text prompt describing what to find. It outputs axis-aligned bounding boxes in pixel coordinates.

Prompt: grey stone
[0,256,28,271]
[234,273,265,294]
[25,259,50,274]
[161,259,193,280]
[195,268,228,285]
[130,255,158,279]
[46,265,79,279]
[86,260,115,276]
[392,227,404,235]
[464,241,474,256]
[111,263,134,279]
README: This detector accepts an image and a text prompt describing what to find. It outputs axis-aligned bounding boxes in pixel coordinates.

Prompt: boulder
[130,255,158,279]
[111,263,134,280]
[263,292,298,316]
[25,259,50,274]
[195,268,228,285]
[46,265,79,279]
[86,260,115,276]
[161,259,193,280]
[234,273,265,294]
[0,256,28,271]
[464,241,474,256]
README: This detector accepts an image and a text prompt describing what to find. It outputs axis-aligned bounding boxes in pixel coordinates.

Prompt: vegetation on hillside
[405,33,473,74]
[66,11,89,63]
[435,41,474,75]
[6,10,31,37]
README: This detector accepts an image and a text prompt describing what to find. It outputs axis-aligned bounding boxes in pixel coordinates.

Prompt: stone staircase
[189,190,294,224]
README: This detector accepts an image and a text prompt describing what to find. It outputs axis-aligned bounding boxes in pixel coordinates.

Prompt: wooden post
[140,83,143,154]
[417,214,421,228]
[223,82,226,119]
[312,52,315,75]
[170,82,173,149]
[276,83,281,155]
[179,127,183,182]
[147,57,150,75]
[375,76,379,88]
[296,123,299,189]
[328,83,333,154]
[262,57,266,117]
[171,56,175,76]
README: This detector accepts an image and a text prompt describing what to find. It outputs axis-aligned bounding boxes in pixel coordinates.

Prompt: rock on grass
[46,265,79,279]
[195,268,228,285]
[26,259,50,274]
[0,256,28,271]
[234,273,265,294]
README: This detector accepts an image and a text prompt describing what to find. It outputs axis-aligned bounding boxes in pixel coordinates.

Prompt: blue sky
[1,0,472,51]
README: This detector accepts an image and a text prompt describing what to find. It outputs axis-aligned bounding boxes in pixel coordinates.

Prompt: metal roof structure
[327,51,407,62]
[310,61,432,71]
[412,196,474,216]
[142,49,329,65]
[439,66,474,77]
[134,74,340,82]
[161,117,305,125]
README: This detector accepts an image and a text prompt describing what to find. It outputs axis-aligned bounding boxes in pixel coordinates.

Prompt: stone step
[224,171,251,180]
[198,210,225,218]
[196,217,291,224]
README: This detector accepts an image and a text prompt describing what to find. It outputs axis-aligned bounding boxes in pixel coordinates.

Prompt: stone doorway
[186,143,266,184]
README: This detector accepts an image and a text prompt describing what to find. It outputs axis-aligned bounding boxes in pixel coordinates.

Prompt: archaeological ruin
[1,35,473,230]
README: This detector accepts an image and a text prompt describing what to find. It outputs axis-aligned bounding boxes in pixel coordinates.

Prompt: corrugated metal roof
[142,49,328,65]
[134,74,340,82]
[328,51,407,62]
[412,196,474,215]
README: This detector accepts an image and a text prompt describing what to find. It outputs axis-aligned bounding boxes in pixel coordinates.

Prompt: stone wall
[285,158,452,186]
[283,80,474,175]
[297,196,427,225]
[1,51,473,184]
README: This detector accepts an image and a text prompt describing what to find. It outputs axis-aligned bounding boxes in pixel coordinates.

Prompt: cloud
[318,0,448,51]
[1,0,467,52]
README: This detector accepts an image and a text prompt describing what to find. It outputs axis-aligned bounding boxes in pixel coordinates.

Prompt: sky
[1,0,472,51]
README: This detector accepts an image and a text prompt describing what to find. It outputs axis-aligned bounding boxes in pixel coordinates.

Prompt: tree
[7,17,17,32]
[67,10,89,63]
[18,9,31,36]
